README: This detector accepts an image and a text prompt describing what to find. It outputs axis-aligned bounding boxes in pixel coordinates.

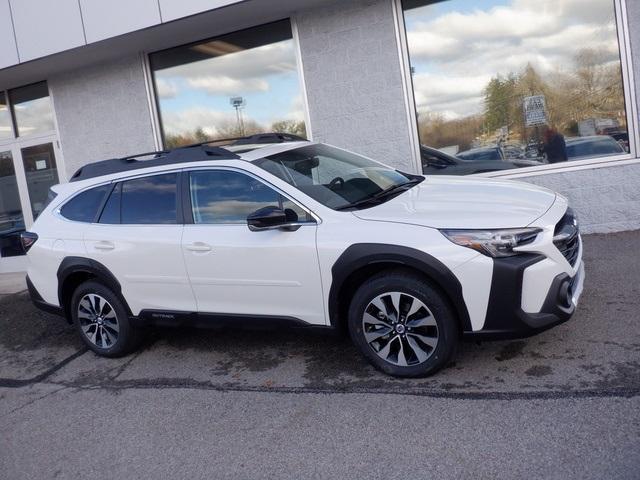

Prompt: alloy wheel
[362,291,439,366]
[77,293,120,349]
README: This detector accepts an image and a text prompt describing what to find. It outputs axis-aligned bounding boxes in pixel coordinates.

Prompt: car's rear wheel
[71,281,141,357]
[348,270,458,377]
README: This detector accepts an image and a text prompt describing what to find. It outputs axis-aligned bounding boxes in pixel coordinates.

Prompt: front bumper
[463,254,585,340]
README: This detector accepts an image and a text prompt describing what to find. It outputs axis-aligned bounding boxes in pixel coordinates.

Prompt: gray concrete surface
[1,231,639,479]
[0,272,26,296]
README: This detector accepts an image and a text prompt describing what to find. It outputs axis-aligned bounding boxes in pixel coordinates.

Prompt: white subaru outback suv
[23,134,584,377]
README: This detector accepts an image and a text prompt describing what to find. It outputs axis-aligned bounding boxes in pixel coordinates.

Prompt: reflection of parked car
[422,146,540,175]
[457,146,504,161]
[503,145,525,159]
[565,135,625,160]
[607,131,629,152]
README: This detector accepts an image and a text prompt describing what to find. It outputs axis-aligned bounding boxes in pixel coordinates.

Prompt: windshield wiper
[335,178,423,211]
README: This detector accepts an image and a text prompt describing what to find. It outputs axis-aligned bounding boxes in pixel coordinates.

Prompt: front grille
[553,208,580,266]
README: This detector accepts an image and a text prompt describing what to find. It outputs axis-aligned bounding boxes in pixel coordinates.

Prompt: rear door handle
[186,242,212,252]
[94,241,115,251]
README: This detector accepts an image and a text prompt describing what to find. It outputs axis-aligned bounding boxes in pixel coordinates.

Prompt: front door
[181,168,325,325]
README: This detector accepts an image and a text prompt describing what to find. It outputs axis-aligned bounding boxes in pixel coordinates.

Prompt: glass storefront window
[21,143,59,218]
[0,92,13,141]
[0,151,25,257]
[150,20,306,148]
[402,0,630,175]
[9,81,55,137]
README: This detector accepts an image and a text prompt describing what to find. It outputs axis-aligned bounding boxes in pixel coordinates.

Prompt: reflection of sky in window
[404,0,621,118]
[13,97,55,136]
[154,39,304,137]
[0,94,12,140]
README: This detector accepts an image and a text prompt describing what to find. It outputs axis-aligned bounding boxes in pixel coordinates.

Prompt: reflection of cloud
[406,0,620,117]
[187,75,269,95]
[162,107,235,136]
[157,41,296,88]
[197,200,268,220]
[155,78,179,99]
[13,98,55,135]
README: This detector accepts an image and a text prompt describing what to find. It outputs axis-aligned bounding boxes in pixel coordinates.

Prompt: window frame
[393,0,640,178]
[181,166,319,226]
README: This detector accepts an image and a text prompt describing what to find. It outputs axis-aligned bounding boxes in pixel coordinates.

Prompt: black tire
[347,269,458,377]
[71,281,142,357]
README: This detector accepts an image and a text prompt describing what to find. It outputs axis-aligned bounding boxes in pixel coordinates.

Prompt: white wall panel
[80,0,162,44]
[10,0,85,62]
[0,0,19,68]
[159,0,240,22]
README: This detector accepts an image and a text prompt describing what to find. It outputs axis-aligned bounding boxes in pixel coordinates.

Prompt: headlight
[440,228,541,257]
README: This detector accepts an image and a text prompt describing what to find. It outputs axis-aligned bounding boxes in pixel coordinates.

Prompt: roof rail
[69,144,240,183]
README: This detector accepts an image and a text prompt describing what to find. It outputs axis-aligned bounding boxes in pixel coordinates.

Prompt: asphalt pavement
[1,231,639,479]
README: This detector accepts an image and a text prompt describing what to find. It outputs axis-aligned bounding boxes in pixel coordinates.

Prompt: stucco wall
[295,0,415,170]
[519,163,640,234]
[49,55,156,179]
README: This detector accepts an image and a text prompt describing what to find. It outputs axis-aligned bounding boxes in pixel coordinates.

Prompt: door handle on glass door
[186,242,212,252]
[94,241,115,251]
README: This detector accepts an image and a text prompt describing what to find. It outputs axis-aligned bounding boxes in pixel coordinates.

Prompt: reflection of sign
[35,159,47,170]
[229,96,246,108]
[523,95,546,127]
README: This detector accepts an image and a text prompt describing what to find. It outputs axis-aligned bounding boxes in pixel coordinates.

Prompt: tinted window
[60,184,111,223]
[190,170,310,224]
[121,174,177,224]
[99,183,121,224]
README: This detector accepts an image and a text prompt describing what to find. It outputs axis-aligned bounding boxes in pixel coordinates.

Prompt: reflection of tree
[164,119,306,148]
[419,48,627,150]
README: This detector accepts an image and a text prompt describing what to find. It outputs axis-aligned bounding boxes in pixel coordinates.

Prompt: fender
[56,256,132,316]
[328,243,472,332]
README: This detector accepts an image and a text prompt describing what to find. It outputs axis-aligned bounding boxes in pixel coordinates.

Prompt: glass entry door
[0,82,62,272]
[0,150,24,258]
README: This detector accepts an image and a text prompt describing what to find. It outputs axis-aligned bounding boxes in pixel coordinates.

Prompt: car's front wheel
[348,270,458,377]
[71,281,142,357]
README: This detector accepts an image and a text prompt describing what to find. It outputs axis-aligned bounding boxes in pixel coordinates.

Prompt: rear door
[181,167,325,325]
[83,172,196,314]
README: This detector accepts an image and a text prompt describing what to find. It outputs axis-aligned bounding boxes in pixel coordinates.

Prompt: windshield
[254,144,421,210]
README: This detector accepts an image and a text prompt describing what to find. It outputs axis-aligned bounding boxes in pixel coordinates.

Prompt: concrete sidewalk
[0,272,26,296]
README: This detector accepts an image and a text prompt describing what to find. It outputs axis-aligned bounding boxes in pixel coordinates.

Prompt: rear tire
[347,270,458,377]
[71,281,142,357]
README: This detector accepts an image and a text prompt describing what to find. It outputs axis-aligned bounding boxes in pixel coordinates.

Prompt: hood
[352,176,557,229]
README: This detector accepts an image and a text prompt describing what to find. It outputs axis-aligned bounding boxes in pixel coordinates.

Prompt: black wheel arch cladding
[57,256,133,319]
[329,243,472,332]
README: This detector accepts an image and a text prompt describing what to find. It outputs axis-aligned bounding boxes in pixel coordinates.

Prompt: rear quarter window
[60,184,111,223]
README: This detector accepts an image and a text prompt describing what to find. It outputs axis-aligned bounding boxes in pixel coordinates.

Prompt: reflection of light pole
[230,96,246,136]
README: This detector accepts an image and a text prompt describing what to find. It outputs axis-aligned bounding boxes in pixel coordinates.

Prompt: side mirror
[247,206,301,232]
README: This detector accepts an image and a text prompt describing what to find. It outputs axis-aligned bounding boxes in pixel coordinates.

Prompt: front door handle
[186,242,212,252]
[94,241,115,251]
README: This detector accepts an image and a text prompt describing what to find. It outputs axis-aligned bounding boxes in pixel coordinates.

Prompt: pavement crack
[0,348,88,388]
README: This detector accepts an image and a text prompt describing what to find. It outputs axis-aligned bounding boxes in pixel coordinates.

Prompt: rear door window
[121,173,178,224]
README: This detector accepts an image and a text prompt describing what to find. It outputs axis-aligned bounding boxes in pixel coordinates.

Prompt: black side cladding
[329,243,472,331]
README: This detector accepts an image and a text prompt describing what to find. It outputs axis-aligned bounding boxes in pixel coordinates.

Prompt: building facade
[0,0,638,272]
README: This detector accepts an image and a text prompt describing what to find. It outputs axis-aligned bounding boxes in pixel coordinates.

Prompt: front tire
[348,270,458,377]
[71,281,141,357]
